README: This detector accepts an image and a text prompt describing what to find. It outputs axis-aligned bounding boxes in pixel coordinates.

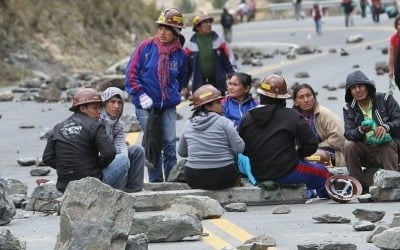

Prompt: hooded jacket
[101,87,128,155]
[178,112,244,169]
[239,104,318,181]
[343,70,400,150]
[223,95,258,128]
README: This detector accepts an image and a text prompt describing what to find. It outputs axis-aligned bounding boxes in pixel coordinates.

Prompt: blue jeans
[314,19,322,35]
[102,154,130,189]
[136,107,177,182]
[126,145,145,192]
[276,160,331,198]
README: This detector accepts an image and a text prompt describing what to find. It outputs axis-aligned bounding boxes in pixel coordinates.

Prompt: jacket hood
[345,70,376,103]
[101,87,125,120]
[190,112,220,131]
[248,105,278,127]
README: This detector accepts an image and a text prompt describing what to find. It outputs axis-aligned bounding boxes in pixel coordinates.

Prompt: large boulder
[55,177,135,250]
[0,183,16,226]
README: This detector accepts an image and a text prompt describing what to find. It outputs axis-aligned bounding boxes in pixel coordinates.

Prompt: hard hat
[69,88,102,112]
[325,175,363,203]
[192,84,224,110]
[155,8,184,32]
[257,74,291,99]
[192,11,214,31]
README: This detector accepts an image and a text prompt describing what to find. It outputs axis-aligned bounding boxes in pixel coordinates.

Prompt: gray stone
[346,34,364,43]
[296,45,316,55]
[16,157,36,167]
[328,167,349,176]
[130,211,202,242]
[125,233,148,250]
[0,183,16,226]
[272,205,291,214]
[372,227,400,249]
[297,242,357,250]
[167,159,186,182]
[105,57,130,75]
[55,177,135,250]
[370,186,400,201]
[0,229,26,250]
[8,194,27,209]
[375,61,389,74]
[29,168,51,176]
[353,220,375,231]
[373,169,400,188]
[340,48,349,56]
[312,214,351,224]
[172,195,224,219]
[18,124,34,129]
[0,179,27,196]
[33,87,62,102]
[143,182,189,191]
[366,225,389,243]
[243,234,276,247]
[90,75,125,91]
[0,91,15,102]
[294,72,310,78]
[352,208,385,222]
[224,202,247,212]
[237,242,270,249]
[25,181,63,213]
[357,193,373,203]
[391,215,400,227]
[165,204,202,220]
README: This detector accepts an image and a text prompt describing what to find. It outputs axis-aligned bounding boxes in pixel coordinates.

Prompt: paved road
[1,15,399,250]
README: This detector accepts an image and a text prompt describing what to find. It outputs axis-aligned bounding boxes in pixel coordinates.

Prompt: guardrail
[183,0,395,23]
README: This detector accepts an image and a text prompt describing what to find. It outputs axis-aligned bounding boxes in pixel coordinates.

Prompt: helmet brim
[257,88,291,99]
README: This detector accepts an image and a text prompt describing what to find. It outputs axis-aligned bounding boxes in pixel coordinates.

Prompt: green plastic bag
[361,119,392,145]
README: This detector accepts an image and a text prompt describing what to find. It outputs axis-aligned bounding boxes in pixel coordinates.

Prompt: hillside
[0,0,158,86]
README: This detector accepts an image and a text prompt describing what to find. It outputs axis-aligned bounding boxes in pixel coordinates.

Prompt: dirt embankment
[0,0,157,86]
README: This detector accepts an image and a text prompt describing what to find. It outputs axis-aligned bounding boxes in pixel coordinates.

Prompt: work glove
[139,93,153,109]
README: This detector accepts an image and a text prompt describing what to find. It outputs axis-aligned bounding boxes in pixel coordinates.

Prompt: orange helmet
[69,88,102,112]
[155,8,184,32]
[192,84,224,110]
[325,175,363,203]
[192,11,214,31]
[257,74,291,99]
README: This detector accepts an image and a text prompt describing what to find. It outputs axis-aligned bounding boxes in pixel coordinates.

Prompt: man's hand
[374,126,387,139]
[360,125,372,133]
[181,87,190,100]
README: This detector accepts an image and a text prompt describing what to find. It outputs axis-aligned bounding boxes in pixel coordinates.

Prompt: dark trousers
[185,165,239,190]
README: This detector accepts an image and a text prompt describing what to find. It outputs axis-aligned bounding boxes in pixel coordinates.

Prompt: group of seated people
[178,70,400,198]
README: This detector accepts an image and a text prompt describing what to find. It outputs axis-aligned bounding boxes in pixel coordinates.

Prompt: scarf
[153,35,181,100]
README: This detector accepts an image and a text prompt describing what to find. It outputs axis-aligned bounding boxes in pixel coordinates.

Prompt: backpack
[222,13,234,28]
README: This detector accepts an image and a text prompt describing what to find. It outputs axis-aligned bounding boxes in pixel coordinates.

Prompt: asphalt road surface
[1,14,400,250]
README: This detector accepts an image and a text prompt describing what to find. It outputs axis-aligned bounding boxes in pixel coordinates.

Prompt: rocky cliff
[0,0,156,86]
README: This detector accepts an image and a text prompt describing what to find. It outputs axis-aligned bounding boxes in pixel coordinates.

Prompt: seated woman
[292,84,345,166]
[223,72,258,129]
[178,84,245,190]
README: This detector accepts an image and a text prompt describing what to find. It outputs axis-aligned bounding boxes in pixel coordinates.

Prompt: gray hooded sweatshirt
[178,112,245,169]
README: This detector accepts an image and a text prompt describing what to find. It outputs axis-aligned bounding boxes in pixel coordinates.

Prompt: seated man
[343,70,400,190]
[239,74,331,198]
[101,87,145,192]
[42,88,116,192]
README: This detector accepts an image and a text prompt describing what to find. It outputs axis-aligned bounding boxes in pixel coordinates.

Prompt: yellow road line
[209,218,254,243]
[202,227,233,250]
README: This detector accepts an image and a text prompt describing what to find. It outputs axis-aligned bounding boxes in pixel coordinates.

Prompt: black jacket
[42,112,116,192]
[239,104,318,181]
[343,70,400,154]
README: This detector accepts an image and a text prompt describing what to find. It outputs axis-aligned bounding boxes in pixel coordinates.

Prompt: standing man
[221,7,234,43]
[293,0,303,21]
[239,74,331,198]
[184,11,236,96]
[42,88,116,192]
[125,8,187,182]
[343,70,400,190]
[101,87,145,192]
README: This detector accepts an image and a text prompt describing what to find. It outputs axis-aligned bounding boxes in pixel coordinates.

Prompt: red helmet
[192,12,214,31]
[325,175,363,203]
[155,8,184,31]
[257,74,291,99]
[69,88,102,112]
[192,84,224,110]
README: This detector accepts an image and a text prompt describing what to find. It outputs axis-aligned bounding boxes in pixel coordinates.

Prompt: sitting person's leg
[126,145,145,192]
[276,161,331,198]
[102,154,129,189]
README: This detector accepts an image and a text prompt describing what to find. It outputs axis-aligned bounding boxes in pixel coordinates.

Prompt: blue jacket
[125,38,188,110]
[184,31,236,93]
[223,96,257,128]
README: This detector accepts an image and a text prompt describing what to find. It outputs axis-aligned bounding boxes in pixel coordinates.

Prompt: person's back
[240,104,316,180]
